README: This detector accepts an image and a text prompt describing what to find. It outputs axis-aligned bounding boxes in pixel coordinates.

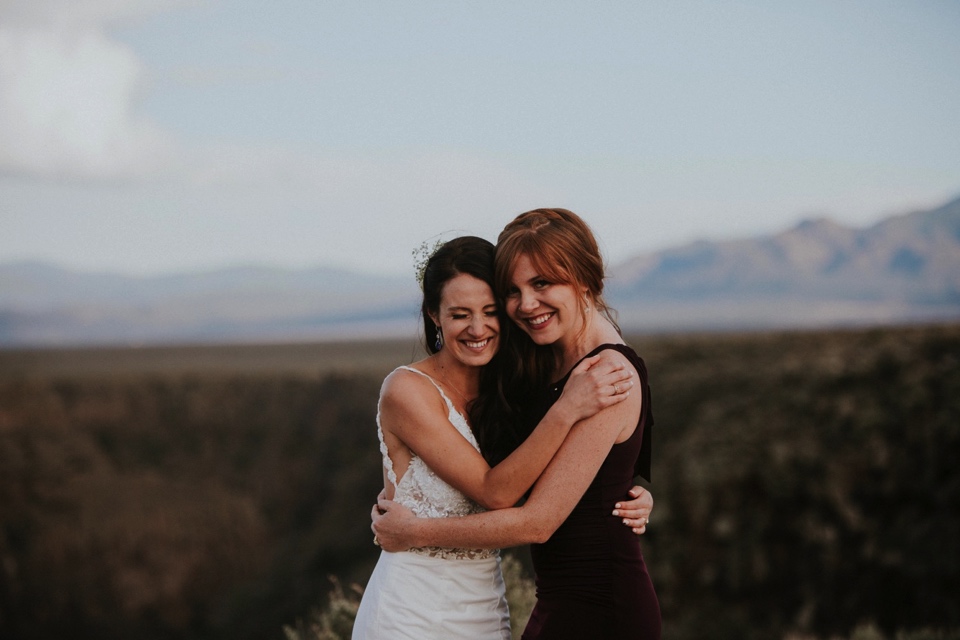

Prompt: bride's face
[431,273,501,368]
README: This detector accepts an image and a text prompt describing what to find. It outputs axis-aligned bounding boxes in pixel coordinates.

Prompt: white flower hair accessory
[412,238,445,291]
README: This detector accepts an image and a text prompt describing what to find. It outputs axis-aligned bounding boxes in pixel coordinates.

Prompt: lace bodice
[378,366,496,560]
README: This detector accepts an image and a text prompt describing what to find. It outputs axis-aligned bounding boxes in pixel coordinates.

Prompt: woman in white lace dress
[352,237,652,639]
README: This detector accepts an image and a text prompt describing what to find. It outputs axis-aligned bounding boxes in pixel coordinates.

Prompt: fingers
[371,504,382,537]
[604,377,634,406]
[612,505,650,520]
[372,497,392,527]
[582,354,631,379]
[625,485,654,510]
[604,388,631,407]
[613,485,654,534]
[599,365,633,392]
[371,502,387,525]
[579,355,634,390]
[610,378,634,396]
[574,354,604,372]
[612,486,652,519]
[609,364,633,385]
[598,365,632,395]
[613,511,650,535]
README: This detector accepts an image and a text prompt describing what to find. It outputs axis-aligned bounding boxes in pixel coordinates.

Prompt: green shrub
[501,553,537,639]
[283,577,363,640]
[2,325,958,640]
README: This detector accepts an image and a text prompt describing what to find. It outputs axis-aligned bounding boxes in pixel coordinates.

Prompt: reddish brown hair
[494,207,618,333]
[472,208,622,464]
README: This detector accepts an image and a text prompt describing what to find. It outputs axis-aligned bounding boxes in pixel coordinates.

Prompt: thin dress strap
[396,365,458,412]
[377,365,458,489]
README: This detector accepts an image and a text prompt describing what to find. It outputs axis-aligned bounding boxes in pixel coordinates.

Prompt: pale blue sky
[2,0,959,276]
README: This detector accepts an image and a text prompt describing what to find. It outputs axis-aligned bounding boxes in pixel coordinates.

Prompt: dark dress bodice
[522,344,661,640]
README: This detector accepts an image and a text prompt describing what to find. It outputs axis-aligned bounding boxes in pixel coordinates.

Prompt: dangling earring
[435,327,444,351]
[584,296,591,313]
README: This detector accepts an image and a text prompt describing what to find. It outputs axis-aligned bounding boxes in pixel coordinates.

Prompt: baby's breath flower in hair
[412,238,445,290]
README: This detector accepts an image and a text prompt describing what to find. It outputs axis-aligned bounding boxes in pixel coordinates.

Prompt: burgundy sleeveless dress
[521,344,661,640]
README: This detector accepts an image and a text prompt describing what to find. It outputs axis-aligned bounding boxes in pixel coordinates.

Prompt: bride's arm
[382,352,632,510]
[374,483,654,535]
[374,368,644,548]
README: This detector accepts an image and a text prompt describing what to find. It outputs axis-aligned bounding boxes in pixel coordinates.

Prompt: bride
[352,236,652,639]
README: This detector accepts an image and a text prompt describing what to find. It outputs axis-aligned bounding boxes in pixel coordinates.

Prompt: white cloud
[0,0,176,180]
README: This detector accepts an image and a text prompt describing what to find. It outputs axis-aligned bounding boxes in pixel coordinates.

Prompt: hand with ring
[558,351,635,422]
[612,485,654,534]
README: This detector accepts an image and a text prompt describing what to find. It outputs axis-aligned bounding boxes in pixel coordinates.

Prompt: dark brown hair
[420,236,496,355]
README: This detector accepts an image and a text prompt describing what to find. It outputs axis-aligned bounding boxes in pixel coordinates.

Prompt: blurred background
[2,0,959,282]
[1,1,959,639]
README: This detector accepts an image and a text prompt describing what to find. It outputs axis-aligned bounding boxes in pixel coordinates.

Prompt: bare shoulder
[601,343,647,374]
[593,345,639,373]
[597,345,633,364]
[380,367,433,400]
[380,366,442,417]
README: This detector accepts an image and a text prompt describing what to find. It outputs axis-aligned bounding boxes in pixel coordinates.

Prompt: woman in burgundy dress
[374,208,661,639]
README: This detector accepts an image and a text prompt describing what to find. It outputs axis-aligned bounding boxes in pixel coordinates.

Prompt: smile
[463,338,492,349]
[525,312,554,327]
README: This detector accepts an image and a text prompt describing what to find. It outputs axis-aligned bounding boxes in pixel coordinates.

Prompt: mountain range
[608,194,960,331]
[2,195,958,346]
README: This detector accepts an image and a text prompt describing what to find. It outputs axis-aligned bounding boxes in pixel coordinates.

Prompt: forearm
[376,382,643,553]
[472,354,633,508]
[409,506,551,549]
[478,402,577,509]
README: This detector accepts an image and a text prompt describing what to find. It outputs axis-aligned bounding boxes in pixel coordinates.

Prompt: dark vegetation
[0,324,958,640]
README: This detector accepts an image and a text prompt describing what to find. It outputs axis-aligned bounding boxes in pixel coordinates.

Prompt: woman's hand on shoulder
[559,351,634,422]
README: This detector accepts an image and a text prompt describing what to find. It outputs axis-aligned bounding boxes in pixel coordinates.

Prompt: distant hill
[0,264,421,345]
[2,196,958,345]
[609,195,960,330]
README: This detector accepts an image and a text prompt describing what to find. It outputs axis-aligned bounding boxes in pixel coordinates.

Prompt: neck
[431,351,480,396]
[554,312,619,374]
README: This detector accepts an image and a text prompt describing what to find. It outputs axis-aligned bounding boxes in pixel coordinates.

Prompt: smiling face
[504,253,587,348]
[429,273,501,368]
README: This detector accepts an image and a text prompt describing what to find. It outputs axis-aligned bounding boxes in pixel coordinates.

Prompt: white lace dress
[352,366,511,640]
